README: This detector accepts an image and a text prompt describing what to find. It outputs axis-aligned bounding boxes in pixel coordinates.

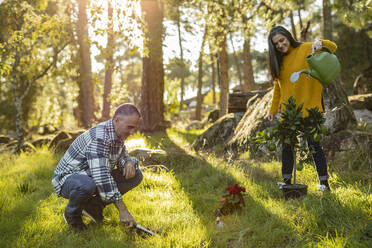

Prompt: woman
[267,26,336,191]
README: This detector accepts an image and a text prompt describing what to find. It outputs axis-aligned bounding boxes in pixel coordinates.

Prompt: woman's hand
[312,40,322,53]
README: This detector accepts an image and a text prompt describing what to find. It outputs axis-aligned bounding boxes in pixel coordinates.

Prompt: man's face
[113,114,141,141]
[272,34,290,54]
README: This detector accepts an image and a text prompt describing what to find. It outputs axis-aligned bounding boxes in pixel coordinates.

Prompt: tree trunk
[219,36,229,117]
[322,0,332,40]
[322,0,356,133]
[195,26,208,121]
[176,7,185,111]
[242,37,255,92]
[289,11,297,40]
[298,8,303,30]
[210,52,216,105]
[300,21,310,42]
[229,33,243,89]
[140,0,166,132]
[10,51,24,153]
[76,0,95,128]
[102,0,114,121]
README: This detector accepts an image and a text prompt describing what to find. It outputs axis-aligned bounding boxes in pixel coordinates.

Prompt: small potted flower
[215,184,246,226]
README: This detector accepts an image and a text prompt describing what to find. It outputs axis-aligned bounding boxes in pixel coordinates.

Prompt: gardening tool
[134,224,158,236]
[290,46,341,86]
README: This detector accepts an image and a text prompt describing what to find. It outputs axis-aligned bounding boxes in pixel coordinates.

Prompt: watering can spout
[290,69,311,83]
[289,46,341,85]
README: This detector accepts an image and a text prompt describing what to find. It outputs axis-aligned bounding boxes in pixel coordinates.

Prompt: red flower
[225,184,246,195]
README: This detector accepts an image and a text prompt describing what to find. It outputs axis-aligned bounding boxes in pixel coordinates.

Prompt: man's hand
[115,201,136,227]
[123,161,136,179]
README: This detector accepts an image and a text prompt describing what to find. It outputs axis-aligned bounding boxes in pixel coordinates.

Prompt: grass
[0,128,371,247]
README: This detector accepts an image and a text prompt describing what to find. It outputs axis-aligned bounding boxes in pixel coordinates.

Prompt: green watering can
[290,46,341,86]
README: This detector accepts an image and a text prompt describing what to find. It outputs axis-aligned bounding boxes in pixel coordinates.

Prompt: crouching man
[52,103,143,231]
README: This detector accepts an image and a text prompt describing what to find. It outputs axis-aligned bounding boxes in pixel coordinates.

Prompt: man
[52,103,143,231]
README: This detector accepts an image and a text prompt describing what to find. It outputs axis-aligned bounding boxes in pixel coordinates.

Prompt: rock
[228,90,268,113]
[0,140,36,153]
[348,93,372,111]
[31,136,53,147]
[353,109,372,124]
[353,66,372,95]
[48,131,72,148]
[192,112,244,152]
[186,120,204,130]
[207,109,220,123]
[323,81,356,134]
[0,135,13,144]
[226,90,275,156]
[68,130,86,140]
[322,130,372,160]
[48,130,85,150]
[255,82,272,91]
[129,148,167,165]
[54,138,76,153]
[23,142,37,153]
[49,130,85,153]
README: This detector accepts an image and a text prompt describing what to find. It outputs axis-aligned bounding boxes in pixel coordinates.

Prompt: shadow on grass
[241,163,372,246]
[174,130,200,145]
[143,131,303,246]
[1,156,139,248]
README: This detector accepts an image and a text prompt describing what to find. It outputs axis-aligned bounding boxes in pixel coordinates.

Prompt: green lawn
[0,128,371,247]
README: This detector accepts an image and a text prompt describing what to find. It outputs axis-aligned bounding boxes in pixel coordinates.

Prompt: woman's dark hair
[113,103,141,119]
[268,26,302,80]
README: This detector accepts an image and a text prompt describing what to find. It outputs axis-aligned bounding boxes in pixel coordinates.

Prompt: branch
[20,41,70,101]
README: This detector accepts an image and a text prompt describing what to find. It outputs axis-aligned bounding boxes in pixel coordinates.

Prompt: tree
[195,25,208,121]
[140,0,166,132]
[206,0,229,117]
[322,0,332,40]
[321,0,356,133]
[210,51,217,105]
[240,1,260,92]
[229,33,243,89]
[0,0,69,151]
[101,0,114,121]
[241,32,255,91]
[164,0,190,111]
[333,0,371,38]
[75,0,95,128]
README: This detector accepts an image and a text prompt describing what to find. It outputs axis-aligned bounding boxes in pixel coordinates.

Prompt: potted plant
[254,96,326,199]
[215,184,246,227]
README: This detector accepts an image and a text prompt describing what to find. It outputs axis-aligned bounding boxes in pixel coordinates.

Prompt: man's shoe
[63,211,87,232]
[82,202,104,223]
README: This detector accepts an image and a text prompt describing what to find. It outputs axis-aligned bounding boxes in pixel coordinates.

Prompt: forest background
[0,0,371,149]
[0,1,371,247]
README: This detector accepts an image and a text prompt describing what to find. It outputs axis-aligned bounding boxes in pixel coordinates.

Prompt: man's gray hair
[113,103,141,119]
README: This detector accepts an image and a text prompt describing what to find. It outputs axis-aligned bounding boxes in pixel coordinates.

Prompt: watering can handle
[312,46,333,56]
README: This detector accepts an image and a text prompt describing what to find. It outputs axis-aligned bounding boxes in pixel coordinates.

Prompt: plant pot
[282,184,308,200]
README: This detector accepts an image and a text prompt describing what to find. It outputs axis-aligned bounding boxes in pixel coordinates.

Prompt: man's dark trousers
[60,168,143,217]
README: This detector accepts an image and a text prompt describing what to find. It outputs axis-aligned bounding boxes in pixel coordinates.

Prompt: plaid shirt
[52,119,138,203]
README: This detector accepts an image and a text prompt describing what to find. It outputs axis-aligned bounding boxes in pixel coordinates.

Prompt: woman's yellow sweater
[269,40,337,117]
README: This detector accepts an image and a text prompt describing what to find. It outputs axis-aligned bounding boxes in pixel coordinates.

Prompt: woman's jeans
[282,137,329,182]
[60,168,143,217]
